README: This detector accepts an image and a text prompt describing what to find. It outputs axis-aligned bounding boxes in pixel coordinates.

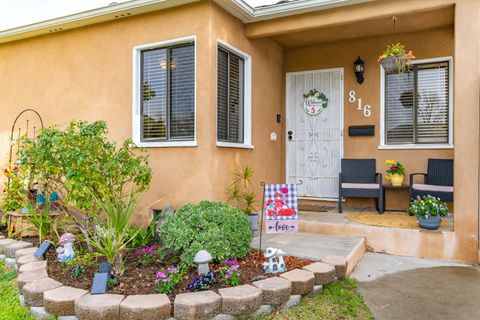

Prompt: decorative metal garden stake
[194,250,212,275]
[263,247,286,274]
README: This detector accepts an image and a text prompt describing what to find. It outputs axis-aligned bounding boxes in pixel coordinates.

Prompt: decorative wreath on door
[303,89,328,115]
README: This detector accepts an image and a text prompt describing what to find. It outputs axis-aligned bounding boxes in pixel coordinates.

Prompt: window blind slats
[170,45,195,140]
[217,49,229,141]
[217,47,244,143]
[141,49,167,140]
[385,61,449,145]
[140,44,195,142]
[385,73,414,144]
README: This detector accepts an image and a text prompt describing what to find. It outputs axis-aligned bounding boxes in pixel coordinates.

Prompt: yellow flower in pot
[385,160,406,186]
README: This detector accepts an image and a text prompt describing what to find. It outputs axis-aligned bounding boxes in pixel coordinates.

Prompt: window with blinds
[385,61,450,145]
[140,43,194,142]
[217,47,245,143]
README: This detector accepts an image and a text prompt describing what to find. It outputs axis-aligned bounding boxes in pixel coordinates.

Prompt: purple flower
[225,259,237,265]
[167,267,179,274]
[231,265,239,272]
[155,272,167,279]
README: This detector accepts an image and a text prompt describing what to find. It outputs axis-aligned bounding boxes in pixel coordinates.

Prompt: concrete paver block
[18,268,49,291]
[120,294,171,320]
[218,284,263,315]
[303,262,336,285]
[44,286,88,316]
[5,241,33,258]
[23,277,63,307]
[75,294,125,320]
[282,295,301,309]
[30,306,53,319]
[19,260,47,274]
[248,305,273,318]
[0,238,17,253]
[17,254,42,267]
[5,257,17,269]
[321,255,348,279]
[252,277,292,306]
[280,269,315,295]
[174,291,221,320]
[16,247,38,259]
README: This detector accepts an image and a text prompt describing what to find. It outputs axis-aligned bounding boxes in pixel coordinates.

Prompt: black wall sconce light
[354,56,365,84]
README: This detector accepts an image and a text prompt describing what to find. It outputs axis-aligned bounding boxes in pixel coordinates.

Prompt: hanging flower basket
[378,43,415,74]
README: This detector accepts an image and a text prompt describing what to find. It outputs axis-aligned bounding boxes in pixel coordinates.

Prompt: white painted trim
[285,67,344,198]
[0,0,200,43]
[378,144,454,150]
[135,141,198,148]
[216,142,254,149]
[132,35,197,148]
[212,0,373,23]
[216,40,253,148]
[379,56,454,150]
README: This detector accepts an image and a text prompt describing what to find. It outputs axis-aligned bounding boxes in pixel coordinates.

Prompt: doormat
[347,211,448,229]
[298,203,335,212]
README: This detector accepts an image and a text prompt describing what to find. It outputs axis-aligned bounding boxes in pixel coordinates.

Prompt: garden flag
[263,184,298,234]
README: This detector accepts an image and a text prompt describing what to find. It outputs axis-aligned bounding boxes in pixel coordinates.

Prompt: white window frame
[216,40,253,149]
[379,56,454,150]
[132,35,197,148]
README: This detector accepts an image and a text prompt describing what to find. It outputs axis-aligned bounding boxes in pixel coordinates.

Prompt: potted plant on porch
[226,165,259,236]
[385,159,406,186]
[409,195,448,230]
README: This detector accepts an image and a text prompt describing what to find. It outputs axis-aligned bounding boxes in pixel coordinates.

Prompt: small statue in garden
[263,247,286,273]
[57,233,76,262]
[194,250,213,275]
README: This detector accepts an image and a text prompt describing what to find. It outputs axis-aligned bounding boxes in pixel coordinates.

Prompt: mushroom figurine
[57,233,76,262]
[194,250,213,275]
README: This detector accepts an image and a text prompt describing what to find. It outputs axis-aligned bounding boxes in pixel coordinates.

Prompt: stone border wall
[0,237,348,320]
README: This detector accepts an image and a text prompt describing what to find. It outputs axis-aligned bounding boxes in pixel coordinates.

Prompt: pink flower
[231,265,239,272]
[155,272,167,279]
[225,259,237,265]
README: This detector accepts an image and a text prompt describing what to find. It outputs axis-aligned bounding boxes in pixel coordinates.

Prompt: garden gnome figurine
[194,250,212,275]
[263,247,287,274]
[57,233,76,262]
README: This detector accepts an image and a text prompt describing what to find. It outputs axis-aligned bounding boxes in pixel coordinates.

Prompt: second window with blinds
[217,43,251,147]
[382,58,452,148]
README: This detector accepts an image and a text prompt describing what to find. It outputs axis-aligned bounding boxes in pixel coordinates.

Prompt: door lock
[288,131,293,140]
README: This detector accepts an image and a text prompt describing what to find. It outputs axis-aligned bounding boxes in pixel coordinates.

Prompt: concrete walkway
[251,232,363,261]
[351,253,480,320]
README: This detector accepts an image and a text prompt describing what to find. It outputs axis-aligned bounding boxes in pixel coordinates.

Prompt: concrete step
[251,232,365,277]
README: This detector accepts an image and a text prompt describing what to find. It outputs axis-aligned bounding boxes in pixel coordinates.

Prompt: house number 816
[348,90,371,117]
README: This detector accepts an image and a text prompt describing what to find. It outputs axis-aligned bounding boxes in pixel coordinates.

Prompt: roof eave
[0,0,200,44]
[212,0,375,23]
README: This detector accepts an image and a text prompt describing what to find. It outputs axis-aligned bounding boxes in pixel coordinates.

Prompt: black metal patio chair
[339,159,383,214]
[410,159,453,202]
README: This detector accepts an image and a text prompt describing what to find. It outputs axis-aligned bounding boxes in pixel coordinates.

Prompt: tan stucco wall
[0,1,284,225]
[284,27,454,209]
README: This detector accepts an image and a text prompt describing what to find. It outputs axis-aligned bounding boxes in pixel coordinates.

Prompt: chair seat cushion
[412,184,453,193]
[342,183,380,189]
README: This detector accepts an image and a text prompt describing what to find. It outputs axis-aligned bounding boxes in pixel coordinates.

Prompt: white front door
[286,68,343,199]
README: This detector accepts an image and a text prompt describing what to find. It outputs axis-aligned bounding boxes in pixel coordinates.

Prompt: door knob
[288,131,293,140]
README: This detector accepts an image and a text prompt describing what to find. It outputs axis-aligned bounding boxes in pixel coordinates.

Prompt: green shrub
[160,201,252,265]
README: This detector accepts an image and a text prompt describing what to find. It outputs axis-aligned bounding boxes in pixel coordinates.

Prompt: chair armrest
[375,173,383,187]
[410,173,427,185]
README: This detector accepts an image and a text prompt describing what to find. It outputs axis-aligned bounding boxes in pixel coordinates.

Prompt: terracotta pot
[390,174,404,186]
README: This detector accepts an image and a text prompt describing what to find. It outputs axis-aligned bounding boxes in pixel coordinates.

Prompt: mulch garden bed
[46,250,312,301]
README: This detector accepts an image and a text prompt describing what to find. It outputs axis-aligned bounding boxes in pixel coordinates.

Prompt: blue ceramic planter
[416,215,442,230]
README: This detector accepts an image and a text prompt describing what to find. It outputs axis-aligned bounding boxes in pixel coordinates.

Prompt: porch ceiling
[269,6,453,48]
